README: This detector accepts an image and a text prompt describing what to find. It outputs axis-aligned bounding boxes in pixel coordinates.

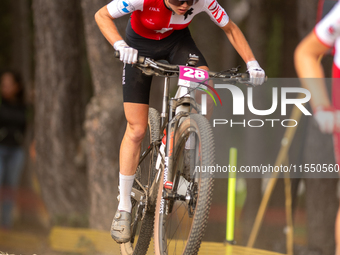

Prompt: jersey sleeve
[107,0,144,19]
[203,0,229,27]
[314,2,340,47]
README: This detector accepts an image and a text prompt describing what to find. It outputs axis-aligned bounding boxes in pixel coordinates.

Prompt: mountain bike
[115,52,250,255]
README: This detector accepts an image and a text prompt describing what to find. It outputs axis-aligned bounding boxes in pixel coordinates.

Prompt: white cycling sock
[118,173,135,213]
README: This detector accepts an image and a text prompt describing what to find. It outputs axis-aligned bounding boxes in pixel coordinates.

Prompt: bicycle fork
[159,76,192,215]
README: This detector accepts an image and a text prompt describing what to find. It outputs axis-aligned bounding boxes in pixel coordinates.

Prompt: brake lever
[135,65,156,76]
[143,58,167,72]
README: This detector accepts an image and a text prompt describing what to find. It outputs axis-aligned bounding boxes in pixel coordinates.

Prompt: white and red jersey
[107,0,229,40]
[314,1,340,78]
[315,2,340,164]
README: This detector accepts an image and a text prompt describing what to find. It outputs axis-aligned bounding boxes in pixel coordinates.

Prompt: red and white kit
[107,0,229,40]
[314,2,340,163]
[315,1,340,77]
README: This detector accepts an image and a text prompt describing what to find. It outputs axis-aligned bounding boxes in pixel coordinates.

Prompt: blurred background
[0,0,338,254]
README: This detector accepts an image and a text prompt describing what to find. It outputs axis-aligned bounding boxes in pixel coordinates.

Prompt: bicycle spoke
[166,203,190,251]
[163,176,199,254]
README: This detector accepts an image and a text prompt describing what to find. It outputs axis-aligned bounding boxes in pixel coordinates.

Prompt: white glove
[247,60,266,86]
[314,106,340,134]
[113,40,138,64]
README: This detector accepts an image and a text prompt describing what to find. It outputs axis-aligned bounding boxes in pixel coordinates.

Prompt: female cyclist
[295,1,340,254]
[95,0,265,243]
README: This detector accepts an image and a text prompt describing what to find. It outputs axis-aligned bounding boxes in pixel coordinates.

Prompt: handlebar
[114,51,251,81]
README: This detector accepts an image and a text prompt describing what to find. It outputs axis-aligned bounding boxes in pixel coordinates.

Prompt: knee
[126,123,147,144]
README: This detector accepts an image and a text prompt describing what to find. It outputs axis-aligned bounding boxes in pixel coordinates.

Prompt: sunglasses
[168,0,198,6]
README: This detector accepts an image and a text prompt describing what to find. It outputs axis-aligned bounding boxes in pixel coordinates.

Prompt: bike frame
[130,75,193,213]
[114,51,251,254]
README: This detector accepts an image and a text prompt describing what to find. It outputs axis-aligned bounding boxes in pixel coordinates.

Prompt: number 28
[183,68,206,80]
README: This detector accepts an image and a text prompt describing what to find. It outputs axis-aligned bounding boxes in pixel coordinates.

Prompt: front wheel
[154,114,215,255]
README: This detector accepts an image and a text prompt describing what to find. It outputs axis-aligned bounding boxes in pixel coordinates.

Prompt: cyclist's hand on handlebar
[113,40,138,64]
[314,106,340,134]
[247,60,266,86]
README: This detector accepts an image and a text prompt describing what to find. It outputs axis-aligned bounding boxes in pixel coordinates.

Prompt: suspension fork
[163,112,189,191]
[160,76,191,198]
[159,76,171,192]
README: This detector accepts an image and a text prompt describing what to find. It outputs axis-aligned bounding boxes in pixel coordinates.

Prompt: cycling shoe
[110,210,131,243]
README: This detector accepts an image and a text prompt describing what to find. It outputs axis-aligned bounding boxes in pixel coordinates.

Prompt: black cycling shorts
[123,21,208,104]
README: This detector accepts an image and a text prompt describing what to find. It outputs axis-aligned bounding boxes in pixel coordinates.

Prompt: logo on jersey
[119,0,134,14]
[149,7,160,12]
[208,0,226,24]
[155,27,173,33]
[184,8,194,20]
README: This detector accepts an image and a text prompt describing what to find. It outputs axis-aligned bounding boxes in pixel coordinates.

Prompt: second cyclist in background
[295,1,340,254]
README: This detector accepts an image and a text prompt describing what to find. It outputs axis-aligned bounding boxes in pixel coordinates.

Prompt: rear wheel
[154,114,215,255]
[120,108,160,255]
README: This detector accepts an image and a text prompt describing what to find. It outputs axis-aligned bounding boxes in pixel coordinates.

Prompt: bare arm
[221,20,256,64]
[95,6,123,46]
[294,31,331,110]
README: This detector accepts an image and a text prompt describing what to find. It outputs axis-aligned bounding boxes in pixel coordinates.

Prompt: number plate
[178,66,208,88]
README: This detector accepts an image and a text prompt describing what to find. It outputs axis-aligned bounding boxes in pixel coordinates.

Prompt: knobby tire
[154,114,215,255]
